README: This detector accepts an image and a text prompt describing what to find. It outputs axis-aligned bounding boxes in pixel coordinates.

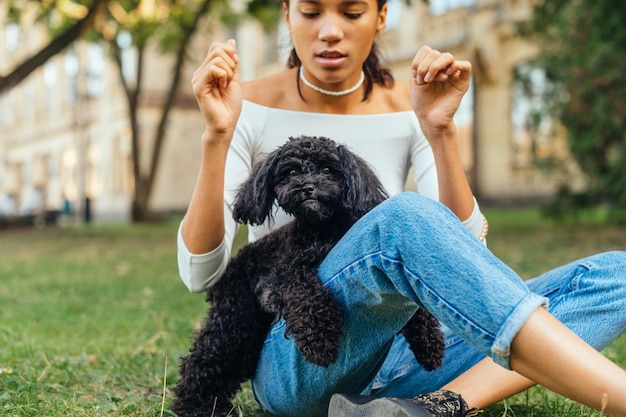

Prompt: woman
[177,0,626,416]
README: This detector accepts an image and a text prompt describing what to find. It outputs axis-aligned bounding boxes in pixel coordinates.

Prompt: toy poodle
[171,135,444,417]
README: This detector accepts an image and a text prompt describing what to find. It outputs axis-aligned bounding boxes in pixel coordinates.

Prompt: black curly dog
[171,135,445,417]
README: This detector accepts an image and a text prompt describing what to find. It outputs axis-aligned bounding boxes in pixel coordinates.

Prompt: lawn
[0,209,624,417]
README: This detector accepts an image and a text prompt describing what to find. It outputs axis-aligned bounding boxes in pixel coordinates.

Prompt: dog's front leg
[277,268,344,367]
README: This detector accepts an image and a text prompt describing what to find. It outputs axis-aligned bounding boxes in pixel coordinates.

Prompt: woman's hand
[191,39,242,144]
[410,46,471,135]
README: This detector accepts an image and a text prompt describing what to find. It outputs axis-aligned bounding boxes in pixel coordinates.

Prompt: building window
[455,77,475,175]
[33,155,49,187]
[5,23,19,52]
[117,31,136,86]
[386,0,401,31]
[24,81,35,126]
[65,50,79,104]
[263,30,278,65]
[5,162,22,197]
[61,148,78,203]
[87,43,105,97]
[0,91,15,128]
[86,143,102,199]
[43,61,58,112]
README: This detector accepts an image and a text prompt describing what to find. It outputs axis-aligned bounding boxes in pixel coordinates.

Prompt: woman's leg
[251,193,546,417]
[509,307,626,416]
[344,309,626,417]
[443,357,532,409]
[447,251,626,413]
[366,249,626,414]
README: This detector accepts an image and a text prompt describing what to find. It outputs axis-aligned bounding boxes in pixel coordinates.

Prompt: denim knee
[571,250,626,305]
[527,250,626,351]
[580,250,626,313]
[591,250,626,277]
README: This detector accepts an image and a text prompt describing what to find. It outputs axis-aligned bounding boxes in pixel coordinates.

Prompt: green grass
[0,210,624,416]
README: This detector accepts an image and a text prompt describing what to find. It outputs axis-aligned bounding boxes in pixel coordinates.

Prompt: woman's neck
[243,68,412,115]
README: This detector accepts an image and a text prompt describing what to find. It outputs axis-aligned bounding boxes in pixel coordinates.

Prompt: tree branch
[0,0,109,95]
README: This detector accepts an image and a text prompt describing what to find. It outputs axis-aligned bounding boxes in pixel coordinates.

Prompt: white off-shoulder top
[177,100,485,292]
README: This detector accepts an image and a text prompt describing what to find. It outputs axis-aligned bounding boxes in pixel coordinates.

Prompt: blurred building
[0,0,566,224]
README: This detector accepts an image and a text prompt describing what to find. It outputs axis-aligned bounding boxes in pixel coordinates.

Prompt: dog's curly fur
[171,135,445,417]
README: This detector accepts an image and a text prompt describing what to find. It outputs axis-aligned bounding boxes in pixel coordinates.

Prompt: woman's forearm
[423,123,475,222]
[181,138,231,254]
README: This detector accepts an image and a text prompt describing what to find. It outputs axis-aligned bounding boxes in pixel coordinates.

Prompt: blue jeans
[251,193,626,417]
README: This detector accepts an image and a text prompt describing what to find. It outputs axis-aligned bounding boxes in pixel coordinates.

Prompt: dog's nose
[303,184,315,195]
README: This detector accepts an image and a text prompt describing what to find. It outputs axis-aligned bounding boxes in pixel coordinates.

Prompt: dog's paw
[284,296,344,367]
[298,334,341,367]
[402,316,446,372]
[302,347,338,367]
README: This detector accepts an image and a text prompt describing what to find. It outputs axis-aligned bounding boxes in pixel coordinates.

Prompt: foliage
[243,0,424,32]
[519,0,626,220]
[246,0,283,32]
[4,0,226,45]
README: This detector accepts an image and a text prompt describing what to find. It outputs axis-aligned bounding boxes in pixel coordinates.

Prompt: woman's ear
[376,3,388,35]
[283,1,291,32]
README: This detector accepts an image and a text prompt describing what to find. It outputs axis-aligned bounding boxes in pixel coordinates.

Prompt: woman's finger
[192,41,239,96]
[412,47,457,84]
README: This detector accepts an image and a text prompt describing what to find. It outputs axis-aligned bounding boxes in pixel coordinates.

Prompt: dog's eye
[289,169,299,177]
[321,167,332,175]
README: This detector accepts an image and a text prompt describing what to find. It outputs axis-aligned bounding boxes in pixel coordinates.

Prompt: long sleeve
[177,223,233,292]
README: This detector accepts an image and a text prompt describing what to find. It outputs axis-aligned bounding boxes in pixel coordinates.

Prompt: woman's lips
[315,54,347,68]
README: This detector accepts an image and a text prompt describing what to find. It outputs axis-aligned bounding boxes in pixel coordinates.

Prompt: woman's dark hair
[282,0,394,101]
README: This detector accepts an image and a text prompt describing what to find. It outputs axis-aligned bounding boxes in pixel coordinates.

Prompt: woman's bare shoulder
[376,79,412,112]
[243,69,300,108]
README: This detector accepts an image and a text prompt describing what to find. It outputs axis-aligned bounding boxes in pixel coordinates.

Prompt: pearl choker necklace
[299,66,365,97]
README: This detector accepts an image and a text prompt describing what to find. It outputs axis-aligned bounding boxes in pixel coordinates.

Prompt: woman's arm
[409,46,475,222]
[181,39,242,255]
[177,40,244,293]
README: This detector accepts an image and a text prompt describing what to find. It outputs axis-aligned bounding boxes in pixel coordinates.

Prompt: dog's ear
[232,151,280,226]
[337,145,389,219]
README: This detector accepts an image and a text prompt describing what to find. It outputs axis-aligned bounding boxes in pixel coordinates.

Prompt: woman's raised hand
[191,39,242,144]
[409,46,471,134]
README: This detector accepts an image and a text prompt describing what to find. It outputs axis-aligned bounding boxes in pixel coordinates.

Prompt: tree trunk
[128,0,213,222]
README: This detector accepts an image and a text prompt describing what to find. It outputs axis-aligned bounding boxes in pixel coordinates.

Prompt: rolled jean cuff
[491,292,549,369]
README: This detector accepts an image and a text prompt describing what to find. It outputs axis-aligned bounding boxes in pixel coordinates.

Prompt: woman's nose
[318,15,343,42]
